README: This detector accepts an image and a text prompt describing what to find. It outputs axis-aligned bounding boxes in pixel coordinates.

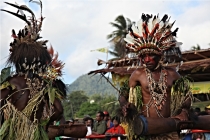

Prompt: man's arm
[46,98,64,129]
[0,85,13,127]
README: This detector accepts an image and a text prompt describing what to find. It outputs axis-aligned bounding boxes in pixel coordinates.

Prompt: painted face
[141,54,160,70]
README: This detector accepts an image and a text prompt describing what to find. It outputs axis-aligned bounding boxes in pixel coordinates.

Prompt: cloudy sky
[1,0,210,84]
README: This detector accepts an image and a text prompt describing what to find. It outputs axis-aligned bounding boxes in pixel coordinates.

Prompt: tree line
[62,90,119,120]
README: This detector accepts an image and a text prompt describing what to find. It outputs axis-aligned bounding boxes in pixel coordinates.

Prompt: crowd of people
[55,111,126,140]
[55,106,210,140]
[1,1,210,139]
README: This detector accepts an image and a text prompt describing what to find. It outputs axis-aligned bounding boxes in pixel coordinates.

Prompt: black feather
[145,14,152,24]
[4,2,20,9]
[153,15,157,21]
[17,30,22,39]
[4,2,35,16]
[1,9,31,25]
[161,14,168,23]
[141,13,146,21]
[12,29,16,36]
[172,28,179,37]
[21,29,25,37]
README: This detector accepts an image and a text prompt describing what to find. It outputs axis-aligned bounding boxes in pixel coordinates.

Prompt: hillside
[66,74,118,96]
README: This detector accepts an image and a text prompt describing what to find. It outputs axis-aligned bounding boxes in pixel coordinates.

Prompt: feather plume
[124,13,182,64]
[4,2,35,16]
[1,9,30,25]
[131,25,140,37]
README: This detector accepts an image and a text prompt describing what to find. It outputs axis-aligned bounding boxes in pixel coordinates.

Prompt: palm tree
[107,15,132,58]
[191,44,201,51]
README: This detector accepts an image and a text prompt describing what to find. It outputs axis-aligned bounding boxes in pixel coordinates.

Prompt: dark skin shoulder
[0,74,64,125]
[129,68,145,87]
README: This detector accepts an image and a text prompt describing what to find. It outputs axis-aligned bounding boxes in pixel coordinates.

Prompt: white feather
[159,21,165,29]
[147,18,153,33]
[124,38,134,45]
[137,20,143,36]
[131,25,140,37]
[126,33,134,41]
[15,2,25,16]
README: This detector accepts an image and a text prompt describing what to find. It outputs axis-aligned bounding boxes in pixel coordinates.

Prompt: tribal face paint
[141,54,161,70]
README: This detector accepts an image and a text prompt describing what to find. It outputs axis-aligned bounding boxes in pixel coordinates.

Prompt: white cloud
[1,0,210,84]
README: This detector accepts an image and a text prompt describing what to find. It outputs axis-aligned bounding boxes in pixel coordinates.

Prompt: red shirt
[106,125,125,140]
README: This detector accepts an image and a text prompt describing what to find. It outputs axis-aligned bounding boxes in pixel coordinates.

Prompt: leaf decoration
[48,87,56,104]
[0,119,11,138]
[40,118,50,126]
[1,67,11,83]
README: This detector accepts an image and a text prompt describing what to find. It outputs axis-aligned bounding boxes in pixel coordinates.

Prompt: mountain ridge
[66,74,118,96]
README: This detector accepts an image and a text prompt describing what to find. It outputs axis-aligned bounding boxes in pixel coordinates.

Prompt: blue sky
[1,0,210,84]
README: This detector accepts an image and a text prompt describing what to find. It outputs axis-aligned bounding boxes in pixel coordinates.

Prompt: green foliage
[107,15,132,58]
[172,75,193,95]
[191,44,201,51]
[100,95,119,117]
[67,74,117,96]
[63,74,121,119]
[76,102,100,118]
[0,67,11,83]
[62,90,88,119]
[89,94,119,117]
[73,94,119,119]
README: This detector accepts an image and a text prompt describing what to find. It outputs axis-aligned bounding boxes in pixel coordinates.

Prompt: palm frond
[115,15,127,29]
[109,22,124,30]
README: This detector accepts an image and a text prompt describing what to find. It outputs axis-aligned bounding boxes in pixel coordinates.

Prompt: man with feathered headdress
[119,13,194,140]
[0,1,67,139]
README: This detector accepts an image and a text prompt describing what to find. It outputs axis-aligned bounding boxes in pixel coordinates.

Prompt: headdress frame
[124,13,182,64]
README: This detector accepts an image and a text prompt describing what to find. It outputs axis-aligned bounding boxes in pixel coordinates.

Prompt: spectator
[103,111,114,130]
[192,133,204,140]
[92,111,107,140]
[205,105,210,115]
[198,105,210,116]
[83,115,91,124]
[105,116,125,140]
[67,118,75,126]
[85,117,94,129]
[194,107,201,116]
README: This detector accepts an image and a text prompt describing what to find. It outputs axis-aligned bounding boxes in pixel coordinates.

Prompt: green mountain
[66,74,118,96]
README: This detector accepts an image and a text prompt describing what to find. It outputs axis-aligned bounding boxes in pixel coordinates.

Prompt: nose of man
[144,55,153,63]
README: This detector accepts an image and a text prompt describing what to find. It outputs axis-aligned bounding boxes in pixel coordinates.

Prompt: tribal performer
[119,14,195,140]
[0,1,67,139]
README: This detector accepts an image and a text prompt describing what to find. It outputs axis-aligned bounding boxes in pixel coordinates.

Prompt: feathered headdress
[124,14,182,63]
[1,0,64,79]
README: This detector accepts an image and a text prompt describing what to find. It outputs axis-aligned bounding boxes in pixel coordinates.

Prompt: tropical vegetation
[107,15,132,58]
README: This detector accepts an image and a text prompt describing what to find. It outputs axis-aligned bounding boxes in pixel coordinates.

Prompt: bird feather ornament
[124,13,182,55]
[1,0,44,46]
[47,46,65,77]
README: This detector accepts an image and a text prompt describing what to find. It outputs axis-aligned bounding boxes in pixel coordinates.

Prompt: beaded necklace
[144,66,168,117]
